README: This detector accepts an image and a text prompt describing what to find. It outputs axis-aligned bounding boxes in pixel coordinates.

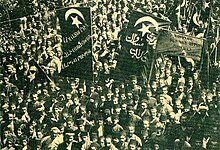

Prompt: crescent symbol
[134,16,159,31]
[193,12,200,26]
[65,8,85,21]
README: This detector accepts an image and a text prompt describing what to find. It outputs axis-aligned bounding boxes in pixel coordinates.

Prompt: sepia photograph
[0,0,219,149]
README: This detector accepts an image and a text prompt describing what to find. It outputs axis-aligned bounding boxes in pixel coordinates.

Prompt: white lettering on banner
[170,33,203,49]
[62,50,91,69]
[63,35,91,58]
[125,33,148,62]
[63,24,88,43]
[125,33,144,47]
[156,30,203,60]
[129,48,148,62]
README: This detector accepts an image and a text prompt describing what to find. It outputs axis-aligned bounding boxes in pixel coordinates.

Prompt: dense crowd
[1,0,220,150]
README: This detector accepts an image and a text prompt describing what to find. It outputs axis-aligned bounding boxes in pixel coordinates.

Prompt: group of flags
[1,3,218,86]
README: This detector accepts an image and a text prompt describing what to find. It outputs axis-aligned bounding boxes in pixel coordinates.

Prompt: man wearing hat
[160,86,173,106]
[41,127,63,150]
[79,131,91,150]
[6,64,17,84]
[145,88,157,108]
[157,94,173,116]
[129,75,142,95]
[111,114,124,139]
[173,82,186,104]
[192,70,202,99]
[137,99,150,119]
[78,83,88,106]
[2,75,17,97]
[126,104,142,127]
[57,128,80,150]
[118,131,129,150]
[128,139,138,150]
[186,77,194,96]
[127,124,142,148]
[89,115,104,138]
[2,136,16,150]
[104,135,118,150]
[208,85,220,149]
[189,104,211,149]
[42,50,61,78]
[90,142,100,150]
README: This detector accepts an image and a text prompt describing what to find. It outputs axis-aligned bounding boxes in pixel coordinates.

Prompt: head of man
[150,107,157,118]
[128,139,137,150]
[3,76,9,85]
[66,93,72,101]
[193,71,199,80]
[178,83,185,93]
[128,125,135,137]
[143,119,150,129]
[105,135,113,148]
[64,128,75,144]
[51,127,60,139]
[159,95,167,106]
[127,105,134,116]
[179,67,185,77]
[141,100,148,110]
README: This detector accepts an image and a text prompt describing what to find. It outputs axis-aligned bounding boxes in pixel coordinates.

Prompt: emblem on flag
[65,8,85,28]
[57,7,92,80]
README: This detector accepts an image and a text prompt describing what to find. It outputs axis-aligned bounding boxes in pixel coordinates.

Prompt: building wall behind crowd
[1,0,220,150]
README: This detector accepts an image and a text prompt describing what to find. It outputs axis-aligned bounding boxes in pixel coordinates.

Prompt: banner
[57,7,92,80]
[156,30,204,60]
[117,11,170,79]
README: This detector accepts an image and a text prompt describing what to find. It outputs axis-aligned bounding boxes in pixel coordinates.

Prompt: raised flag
[117,11,170,81]
[156,30,204,61]
[57,7,92,80]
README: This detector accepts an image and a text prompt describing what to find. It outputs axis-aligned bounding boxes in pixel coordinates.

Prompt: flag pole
[147,53,155,85]
[199,1,213,88]
[31,58,57,88]
[214,26,219,64]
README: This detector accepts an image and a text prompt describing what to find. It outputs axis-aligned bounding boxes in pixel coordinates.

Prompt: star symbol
[204,2,210,9]
[70,16,82,28]
[138,23,151,37]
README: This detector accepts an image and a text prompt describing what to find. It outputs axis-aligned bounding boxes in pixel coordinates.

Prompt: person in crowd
[0,0,220,149]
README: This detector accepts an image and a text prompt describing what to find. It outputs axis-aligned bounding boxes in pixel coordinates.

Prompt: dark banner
[117,11,170,79]
[57,7,92,80]
[156,30,204,60]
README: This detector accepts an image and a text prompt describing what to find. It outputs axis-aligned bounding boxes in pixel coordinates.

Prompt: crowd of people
[1,0,220,150]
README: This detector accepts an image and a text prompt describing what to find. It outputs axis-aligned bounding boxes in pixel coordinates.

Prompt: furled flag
[117,10,170,81]
[57,7,92,81]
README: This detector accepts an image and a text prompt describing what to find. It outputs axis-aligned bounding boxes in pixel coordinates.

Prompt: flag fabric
[156,30,204,61]
[117,10,170,81]
[0,3,9,22]
[57,7,92,80]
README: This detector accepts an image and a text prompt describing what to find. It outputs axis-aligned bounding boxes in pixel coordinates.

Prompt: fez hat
[51,127,60,134]
[130,75,137,81]
[91,132,98,139]
[81,131,88,137]
[141,99,148,104]
[112,114,119,120]
[129,139,137,146]
[127,104,134,111]
[65,128,75,136]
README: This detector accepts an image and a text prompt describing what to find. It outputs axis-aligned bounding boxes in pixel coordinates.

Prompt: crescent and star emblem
[65,8,85,28]
[134,16,159,37]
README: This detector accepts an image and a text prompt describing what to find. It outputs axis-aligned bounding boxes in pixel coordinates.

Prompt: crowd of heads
[1,0,220,150]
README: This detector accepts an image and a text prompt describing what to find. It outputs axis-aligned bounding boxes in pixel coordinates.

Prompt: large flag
[156,30,204,61]
[57,7,92,80]
[117,11,170,81]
